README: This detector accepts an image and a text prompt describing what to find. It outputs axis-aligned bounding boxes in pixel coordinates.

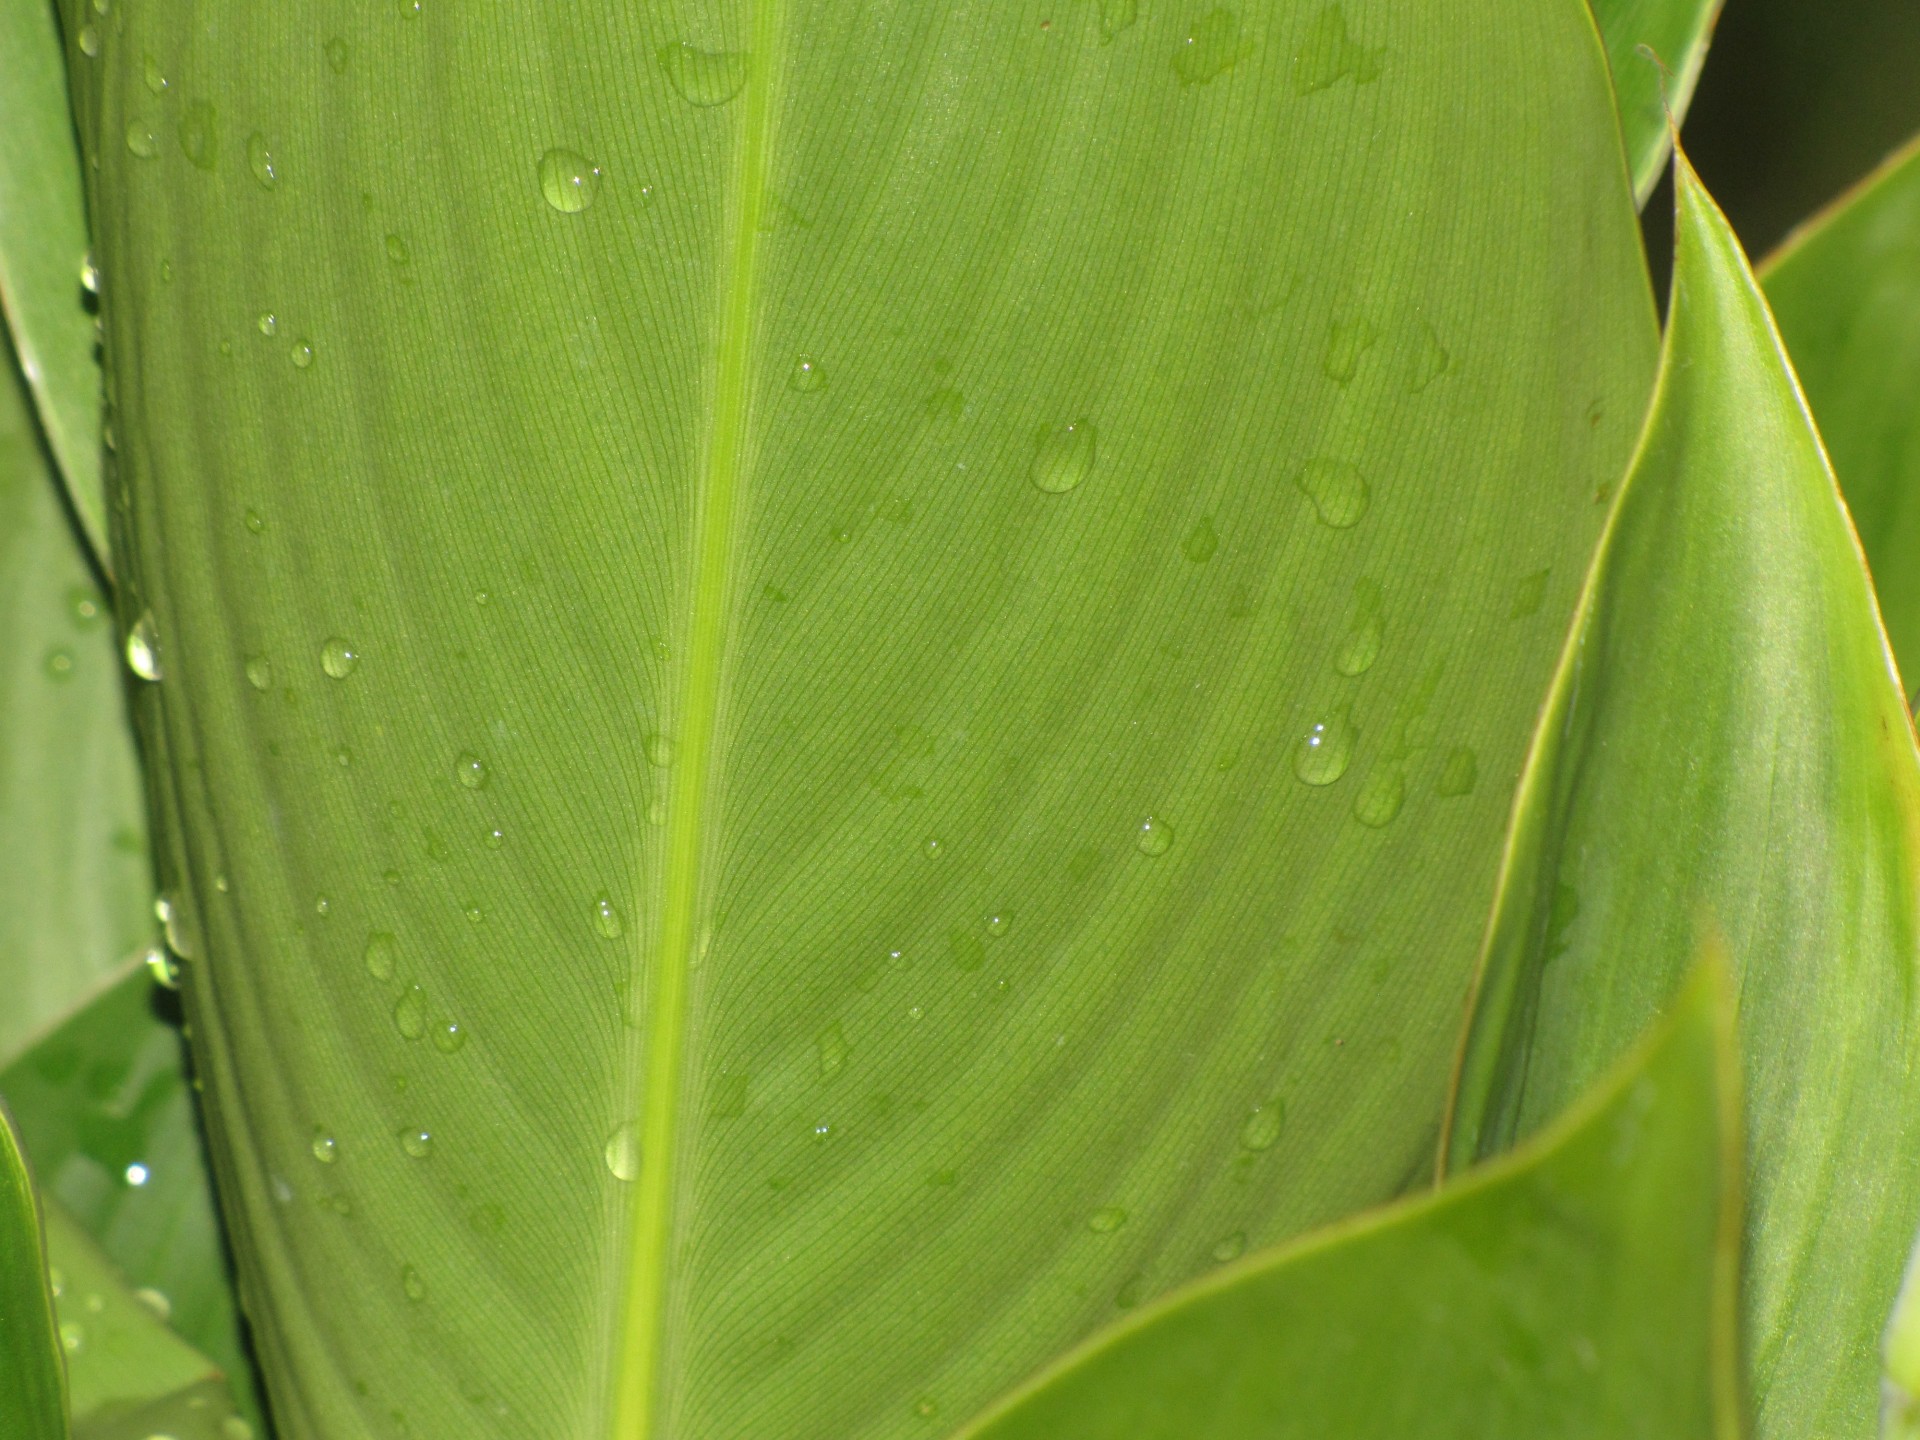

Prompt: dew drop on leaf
[1211,1230,1247,1262]
[79,254,100,295]
[788,355,826,392]
[257,312,278,337]
[77,23,99,56]
[142,944,180,990]
[43,648,74,682]
[385,233,410,265]
[124,120,159,158]
[290,339,315,369]
[1351,764,1405,828]
[1087,1205,1129,1233]
[1030,419,1096,494]
[984,911,1009,937]
[124,611,162,680]
[605,1121,641,1181]
[432,1019,466,1053]
[658,41,750,106]
[454,751,489,789]
[245,654,273,691]
[644,733,674,768]
[1182,517,1218,563]
[537,147,601,214]
[1134,815,1174,856]
[311,1129,338,1164]
[1097,0,1137,42]
[1240,1098,1284,1151]
[1172,8,1252,85]
[246,132,278,189]
[1292,710,1354,786]
[398,1127,433,1159]
[363,931,396,981]
[1296,457,1369,528]
[1436,746,1478,797]
[401,1264,426,1303]
[393,984,428,1040]
[320,636,359,678]
[324,36,349,73]
[178,100,218,170]
[1334,579,1383,676]
[817,1022,849,1081]
[592,891,624,939]
[244,508,266,534]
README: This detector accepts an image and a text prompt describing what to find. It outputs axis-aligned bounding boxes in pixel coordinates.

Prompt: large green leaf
[1,966,262,1435]
[1590,0,1724,205]
[1760,133,1920,696]
[960,962,1742,1439]
[76,0,1654,1434]
[0,1101,65,1440]
[1446,152,1920,1440]
[0,0,105,557]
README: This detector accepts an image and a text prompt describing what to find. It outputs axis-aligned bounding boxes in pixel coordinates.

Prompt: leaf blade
[0,1101,66,1440]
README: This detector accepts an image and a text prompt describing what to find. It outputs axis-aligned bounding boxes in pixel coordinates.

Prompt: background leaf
[1760,133,1920,697]
[1589,0,1725,205]
[1447,153,1920,1440]
[0,1101,65,1440]
[79,0,1654,1435]
[0,0,105,556]
[960,962,1743,1440]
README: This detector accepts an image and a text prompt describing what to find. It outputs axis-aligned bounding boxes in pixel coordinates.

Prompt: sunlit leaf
[1589,0,1724,205]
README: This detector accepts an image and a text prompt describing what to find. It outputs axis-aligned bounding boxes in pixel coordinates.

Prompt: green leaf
[0,1101,66,1440]
[0,0,105,558]
[960,961,1743,1440]
[80,0,1654,1433]
[0,967,262,1435]
[1760,132,1920,698]
[42,1199,247,1440]
[1589,0,1724,205]
[1446,151,1920,1440]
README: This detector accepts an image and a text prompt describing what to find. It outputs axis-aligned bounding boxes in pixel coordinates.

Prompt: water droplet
[214,873,231,893]
[788,355,826,392]
[43,647,74,682]
[398,1127,433,1159]
[142,944,180,990]
[363,931,397,980]
[647,799,668,826]
[1291,5,1384,95]
[537,147,601,213]
[1172,8,1253,85]
[592,891,624,939]
[922,837,943,859]
[59,1321,83,1353]
[432,1019,466,1053]
[949,929,985,971]
[1296,458,1369,528]
[132,1286,171,1320]
[604,1121,641,1181]
[244,507,266,533]
[1134,814,1173,856]
[1181,517,1218,563]
[1030,419,1096,494]
[401,1264,426,1303]
[246,132,278,189]
[67,587,103,628]
[1334,579,1383,676]
[1407,320,1449,393]
[142,53,168,94]
[320,636,359,678]
[1436,746,1478,798]
[156,891,198,957]
[125,119,159,158]
[124,611,162,680]
[224,1416,254,1440]
[124,1162,148,1186]
[290,339,315,369]
[658,41,750,106]
[1088,1205,1128,1233]
[1098,0,1138,41]
[79,254,100,295]
[77,24,99,56]
[644,733,674,767]
[1211,1230,1247,1263]
[311,1129,338,1164]
[178,100,218,170]
[1321,315,1376,386]
[915,1396,940,1420]
[1292,709,1354,786]
[1509,568,1550,619]
[484,826,505,849]
[324,36,349,72]
[384,233,410,266]
[817,1022,849,1081]
[463,903,483,924]
[1351,765,1405,828]
[454,751,489,789]
[393,984,428,1040]
[1240,1098,1284,1151]
[985,912,1010,937]
[245,653,273,691]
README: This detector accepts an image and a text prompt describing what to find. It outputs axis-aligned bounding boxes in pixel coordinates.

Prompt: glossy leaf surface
[1762,133,1920,696]
[961,965,1741,1440]
[0,0,104,555]
[1591,0,1723,204]
[75,0,1654,1435]
[0,1102,65,1440]
[1448,154,1920,1440]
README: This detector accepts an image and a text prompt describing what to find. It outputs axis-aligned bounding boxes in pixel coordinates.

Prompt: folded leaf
[961,962,1742,1440]
[0,1101,65,1440]
[1447,151,1920,1440]
[1761,133,1920,698]
[1590,0,1725,205]
[0,0,105,558]
[75,0,1655,1434]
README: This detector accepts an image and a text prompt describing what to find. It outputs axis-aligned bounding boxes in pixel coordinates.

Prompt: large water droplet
[124,611,162,681]
[1334,579,1383,676]
[592,891,624,939]
[77,23,99,56]
[432,1019,467,1053]
[605,1121,641,1181]
[817,1022,849,1081]
[454,751,489,789]
[363,931,397,981]
[1351,765,1405,829]
[1172,8,1252,85]
[537,148,601,213]
[311,1129,338,1164]
[1292,709,1354,786]
[658,41,750,106]
[1182,517,1218,563]
[1134,814,1174,856]
[1291,5,1384,95]
[320,636,359,678]
[788,355,826,393]
[398,1126,433,1159]
[244,653,274,691]
[246,132,278,189]
[1240,1098,1284,1151]
[289,339,315,369]
[1436,746,1478,797]
[125,119,159,158]
[1030,420,1096,494]
[393,984,427,1040]
[1296,458,1369,528]
[1087,1205,1129,1233]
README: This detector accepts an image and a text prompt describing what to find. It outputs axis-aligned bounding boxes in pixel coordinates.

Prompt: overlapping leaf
[0,1102,64,1440]
[1447,154,1920,1439]
[1590,0,1724,205]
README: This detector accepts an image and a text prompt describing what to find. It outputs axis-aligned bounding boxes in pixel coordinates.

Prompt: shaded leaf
[1447,152,1920,1440]
[1590,0,1725,205]
[960,963,1742,1440]
[0,1100,65,1440]
[1761,132,1920,698]
[78,1,1654,1435]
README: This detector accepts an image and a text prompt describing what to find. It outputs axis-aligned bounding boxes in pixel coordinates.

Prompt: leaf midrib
[614,7,784,1435]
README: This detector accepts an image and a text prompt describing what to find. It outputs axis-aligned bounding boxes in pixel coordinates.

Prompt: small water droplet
[1296,458,1369,528]
[1240,1098,1284,1151]
[43,647,74,682]
[224,1416,254,1440]
[320,636,359,678]
[1088,1205,1128,1233]
[605,1121,641,1181]
[143,53,168,94]
[1351,765,1405,828]
[1172,8,1252,85]
[78,24,100,56]
[256,313,279,338]
[244,507,266,533]
[178,100,218,170]
[290,339,315,369]
[401,1264,426,1303]
[1181,516,1218,563]
[156,891,198,957]
[125,119,160,158]
[311,1129,338,1164]
[432,1019,466,1053]
[398,1127,433,1159]
[1030,419,1096,494]
[214,873,230,893]
[984,911,1009,937]
[788,355,826,392]
[363,931,397,981]
[1509,568,1550,619]
[1098,0,1138,41]
[1407,321,1449,392]
[454,751,489,789]
[537,147,601,213]
[59,1321,83,1353]
[67,586,103,627]
[1291,5,1384,94]
[647,799,668,826]
[79,254,100,295]
[463,903,483,924]
[124,611,162,680]
[644,733,674,767]
[922,836,943,859]
[817,1022,849,1081]
[1211,1230,1247,1263]
[133,1286,171,1320]
[393,984,428,1040]
[246,132,278,189]
[1321,315,1377,386]
[592,891,624,939]
[124,1162,148,1186]
[658,41,750,106]
[1436,746,1478,797]
[484,826,505,849]
[324,36,349,72]
[1334,579,1383,676]
[142,944,180,990]
[1292,709,1354,785]
[1134,814,1173,856]
[245,653,274,691]
[385,233,410,265]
